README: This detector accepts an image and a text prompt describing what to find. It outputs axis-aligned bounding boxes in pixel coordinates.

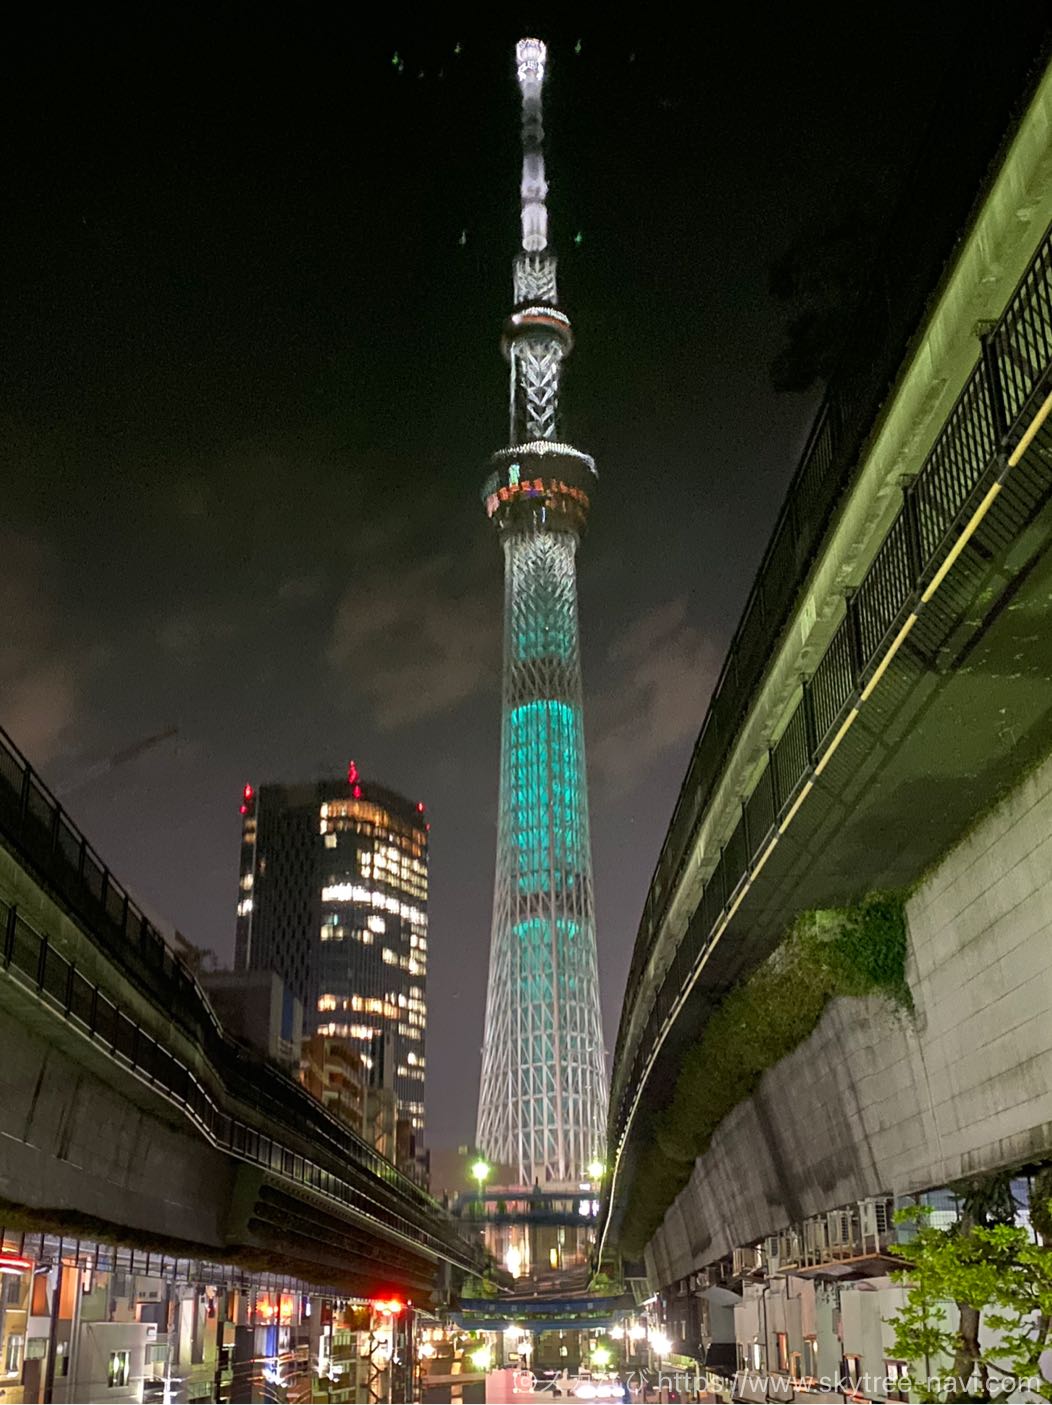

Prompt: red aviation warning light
[347,760,360,785]
[240,782,255,816]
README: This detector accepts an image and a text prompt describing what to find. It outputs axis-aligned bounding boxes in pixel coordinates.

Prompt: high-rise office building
[234,764,429,1135]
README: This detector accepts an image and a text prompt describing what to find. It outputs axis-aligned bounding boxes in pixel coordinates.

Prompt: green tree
[945,1174,1016,1398]
[587,1270,621,1297]
[889,1198,1052,1402]
[1032,1168,1052,1245]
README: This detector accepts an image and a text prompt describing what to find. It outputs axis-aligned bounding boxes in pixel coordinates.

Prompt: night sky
[4,6,1046,1149]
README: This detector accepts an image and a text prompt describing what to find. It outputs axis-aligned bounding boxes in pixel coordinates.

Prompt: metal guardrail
[614,65,1052,1064]
[0,884,478,1270]
[0,733,483,1273]
[608,222,1052,1151]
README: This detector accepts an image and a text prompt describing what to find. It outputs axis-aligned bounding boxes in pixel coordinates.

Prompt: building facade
[638,1182,1044,1402]
[475,37,608,1188]
[299,1030,429,1186]
[234,765,428,1135]
[0,1232,412,1405]
[201,968,303,1070]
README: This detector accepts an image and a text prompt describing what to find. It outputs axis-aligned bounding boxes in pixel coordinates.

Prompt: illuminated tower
[476,39,608,1185]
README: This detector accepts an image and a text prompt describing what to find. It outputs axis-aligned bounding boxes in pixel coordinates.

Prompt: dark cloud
[328,548,500,729]
[591,598,717,795]
[157,608,239,663]
[0,530,86,763]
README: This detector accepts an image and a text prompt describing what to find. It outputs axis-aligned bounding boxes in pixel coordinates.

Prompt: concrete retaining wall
[645,749,1052,1285]
[0,1002,231,1249]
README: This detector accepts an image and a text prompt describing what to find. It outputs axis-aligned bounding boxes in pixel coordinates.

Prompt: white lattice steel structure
[476,39,608,1185]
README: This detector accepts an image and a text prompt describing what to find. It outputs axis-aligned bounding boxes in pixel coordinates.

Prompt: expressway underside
[0,988,442,1298]
[629,418,1052,1162]
[0,764,485,1302]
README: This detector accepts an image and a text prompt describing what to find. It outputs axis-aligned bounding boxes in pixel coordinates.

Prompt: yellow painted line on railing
[724,884,748,925]
[601,385,1052,1266]
[1007,387,1052,466]
[859,613,918,702]
[778,779,814,834]
[813,706,860,776]
[920,481,1003,604]
[750,833,780,881]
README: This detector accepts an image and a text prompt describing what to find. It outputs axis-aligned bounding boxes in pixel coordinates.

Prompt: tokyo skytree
[476,38,608,1185]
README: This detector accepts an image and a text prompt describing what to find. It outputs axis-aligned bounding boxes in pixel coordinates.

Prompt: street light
[651,1329,671,1375]
[470,1159,491,1197]
[587,1159,605,1181]
[470,1345,491,1372]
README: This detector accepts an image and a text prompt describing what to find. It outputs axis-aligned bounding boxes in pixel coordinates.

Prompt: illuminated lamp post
[471,1158,491,1204]
[650,1329,671,1386]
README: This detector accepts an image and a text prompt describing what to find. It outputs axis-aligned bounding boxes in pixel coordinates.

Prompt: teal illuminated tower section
[476,38,608,1185]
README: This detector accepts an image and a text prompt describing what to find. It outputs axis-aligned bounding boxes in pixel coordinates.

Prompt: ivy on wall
[618,893,910,1259]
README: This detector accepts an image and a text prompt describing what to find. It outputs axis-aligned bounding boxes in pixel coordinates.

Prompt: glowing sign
[486,478,590,520]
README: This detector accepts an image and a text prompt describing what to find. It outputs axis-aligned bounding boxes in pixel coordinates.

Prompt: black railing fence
[0,732,482,1273]
[608,220,1052,1152]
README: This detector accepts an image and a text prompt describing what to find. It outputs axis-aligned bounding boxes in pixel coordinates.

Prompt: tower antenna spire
[516,38,549,254]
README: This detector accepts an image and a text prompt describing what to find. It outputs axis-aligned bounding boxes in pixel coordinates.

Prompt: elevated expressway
[600,58,1052,1270]
[0,729,487,1301]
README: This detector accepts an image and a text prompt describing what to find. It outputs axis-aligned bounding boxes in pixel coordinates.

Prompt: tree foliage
[1032,1169,1052,1245]
[587,1270,621,1297]
[889,1199,1052,1402]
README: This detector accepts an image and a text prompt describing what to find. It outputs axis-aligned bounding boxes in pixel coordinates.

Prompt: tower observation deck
[476,39,608,1185]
